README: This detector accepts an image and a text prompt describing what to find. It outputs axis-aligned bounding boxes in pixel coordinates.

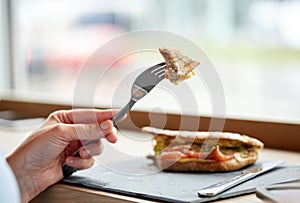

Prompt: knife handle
[197,173,254,197]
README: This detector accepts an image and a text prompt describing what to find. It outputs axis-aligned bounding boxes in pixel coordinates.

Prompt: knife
[197,160,284,197]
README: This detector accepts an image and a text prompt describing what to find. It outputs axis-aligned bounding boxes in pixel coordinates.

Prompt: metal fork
[112,62,166,125]
[62,62,166,177]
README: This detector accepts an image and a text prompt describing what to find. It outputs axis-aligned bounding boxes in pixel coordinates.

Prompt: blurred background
[0,0,299,123]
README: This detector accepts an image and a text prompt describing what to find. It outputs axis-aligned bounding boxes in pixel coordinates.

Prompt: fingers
[100,121,118,143]
[65,157,95,170]
[51,109,120,124]
[65,140,104,170]
[47,109,122,143]
[105,127,118,143]
[78,140,103,159]
[50,120,117,142]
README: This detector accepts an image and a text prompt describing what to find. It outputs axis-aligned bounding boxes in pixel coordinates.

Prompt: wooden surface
[31,184,156,203]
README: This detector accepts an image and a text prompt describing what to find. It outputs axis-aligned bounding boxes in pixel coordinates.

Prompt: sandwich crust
[142,126,264,149]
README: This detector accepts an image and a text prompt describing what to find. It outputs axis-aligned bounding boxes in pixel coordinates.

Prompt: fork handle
[112,99,136,126]
[62,162,78,177]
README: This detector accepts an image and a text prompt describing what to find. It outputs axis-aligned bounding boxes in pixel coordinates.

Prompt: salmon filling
[160,145,234,162]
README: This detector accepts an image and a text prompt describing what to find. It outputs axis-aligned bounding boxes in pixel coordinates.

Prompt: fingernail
[107,133,118,143]
[100,121,109,130]
[113,127,117,134]
[67,159,74,165]
[85,149,91,156]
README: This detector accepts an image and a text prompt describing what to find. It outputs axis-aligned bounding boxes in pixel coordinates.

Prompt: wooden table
[1,128,299,203]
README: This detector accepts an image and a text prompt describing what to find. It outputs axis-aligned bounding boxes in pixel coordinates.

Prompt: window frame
[0,0,12,91]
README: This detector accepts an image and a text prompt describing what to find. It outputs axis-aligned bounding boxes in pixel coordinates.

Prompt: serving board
[63,158,300,203]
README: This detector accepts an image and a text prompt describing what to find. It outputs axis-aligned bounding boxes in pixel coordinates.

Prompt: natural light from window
[1,0,300,124]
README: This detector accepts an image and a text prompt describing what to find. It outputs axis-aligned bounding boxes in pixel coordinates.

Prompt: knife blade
[197,160,284,197]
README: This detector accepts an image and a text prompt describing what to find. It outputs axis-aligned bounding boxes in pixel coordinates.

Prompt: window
[0,0,10,92]
[2,0,300,123]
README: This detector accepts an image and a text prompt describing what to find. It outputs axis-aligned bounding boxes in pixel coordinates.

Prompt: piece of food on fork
[159,47,200,85]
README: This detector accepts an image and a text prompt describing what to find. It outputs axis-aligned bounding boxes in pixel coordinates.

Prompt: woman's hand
[7,109,118,203]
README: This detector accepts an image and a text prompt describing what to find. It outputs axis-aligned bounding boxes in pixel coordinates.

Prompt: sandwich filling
[159,145,235,162]
[152,133,260,163]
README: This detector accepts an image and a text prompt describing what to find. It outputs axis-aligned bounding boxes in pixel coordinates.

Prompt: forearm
[7,153,40,203]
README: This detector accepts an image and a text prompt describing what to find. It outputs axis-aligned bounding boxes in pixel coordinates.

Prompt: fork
[112,62,166,125]
[62,62,166,177]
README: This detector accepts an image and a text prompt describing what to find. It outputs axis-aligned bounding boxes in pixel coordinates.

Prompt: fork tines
[150,62,166,78]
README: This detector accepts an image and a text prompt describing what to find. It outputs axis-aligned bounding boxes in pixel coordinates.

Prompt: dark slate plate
[63,158,300,203]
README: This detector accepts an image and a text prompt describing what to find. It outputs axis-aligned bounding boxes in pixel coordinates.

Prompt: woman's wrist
[7,153,39,203]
